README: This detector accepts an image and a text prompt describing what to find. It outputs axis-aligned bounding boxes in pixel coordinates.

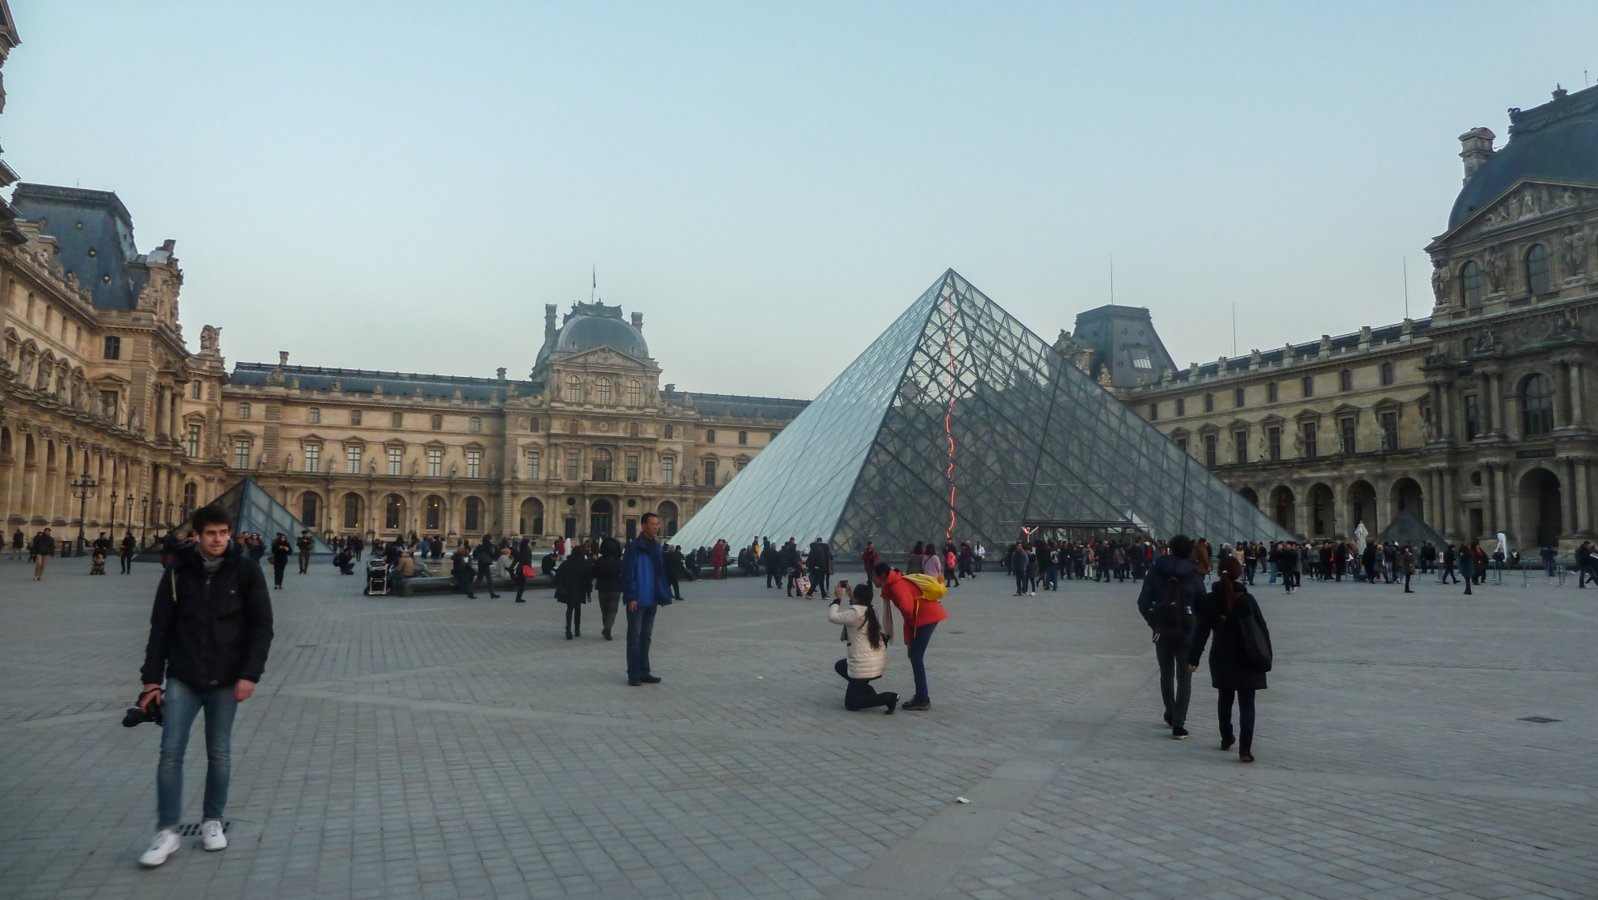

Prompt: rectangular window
[1303,422,1317,458]
[1203,433,1217,468]
[1175,437,1188,454]
[1233,430,1248,465]
[304,443,321,473]
[233,440,251,469]
[565,450,580,481]
[1267,427,1281,461]
[346,445,362,474]
[192,381,202,399]
[350,410,363,426]
[185,424,201,458]
[1463,395,1481,439]
[662,456,675,484]
[1203,394,1214,413]
[103,336,121,360]
[703,459,718,486]
[238,402,252,420]
[1266,382,1278,403]
[526,449,541,479]
[392,412,404,429]
[427,448,442,477]
[1176,398,1186,416]
[1341,419,1356,455]
[1380,411,1399,450]
[1301,376,1314,398]
[388,447,404,475]
[1149,403,1158,421]
[466,449,481,478]
[626,453,640,483]
[1131,351,1152,370]
[1234,387,1245,408]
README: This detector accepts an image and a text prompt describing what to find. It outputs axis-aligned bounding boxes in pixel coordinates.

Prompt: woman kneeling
[827,582,898,714]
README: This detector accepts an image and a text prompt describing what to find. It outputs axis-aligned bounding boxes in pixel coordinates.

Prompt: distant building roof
[230,363,523,402]
[1142,318,1432,388]
[1069,305,1178,388]
[661,388,808,421]
[1449,83,1598,230]
[11,183,150,310]
[535,301,650,368]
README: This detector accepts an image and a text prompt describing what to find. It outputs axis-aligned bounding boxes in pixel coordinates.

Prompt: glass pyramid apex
[209,477,333,553]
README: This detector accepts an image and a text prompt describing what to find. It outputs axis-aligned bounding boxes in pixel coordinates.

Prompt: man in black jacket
[1136,534,1204,740]
[136,505,274,868]
[473,535,501,599]
[29,527,55,581]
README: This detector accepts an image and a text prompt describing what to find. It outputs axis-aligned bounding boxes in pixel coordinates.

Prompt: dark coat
[1136,555,1204,645]
[1188,587,1269,691]
[554,555,594,605]
[593,554,623,593]
[140,542,274,689]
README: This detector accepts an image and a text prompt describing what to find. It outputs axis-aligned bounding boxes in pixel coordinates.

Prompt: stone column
[1293,486,1310,540]
[1570,361,1587,429]
[1428,382,1446,442]
[1492,463,1511,537]
[1486,372,1504,436]
[1573,457,1592,535]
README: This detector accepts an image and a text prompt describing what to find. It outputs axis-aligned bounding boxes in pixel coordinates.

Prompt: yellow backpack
[903,572,948,602]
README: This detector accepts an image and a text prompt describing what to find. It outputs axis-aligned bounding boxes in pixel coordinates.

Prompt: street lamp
[140,497,150,546]
[70,474,99,552]
[125,493,136,539]
[110,490,119,533]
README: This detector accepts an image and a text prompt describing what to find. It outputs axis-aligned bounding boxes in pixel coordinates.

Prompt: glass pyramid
[673,270,1291,554]
[210,477,333,553]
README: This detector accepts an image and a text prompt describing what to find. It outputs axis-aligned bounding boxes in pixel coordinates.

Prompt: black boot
[1239,732,1254,763]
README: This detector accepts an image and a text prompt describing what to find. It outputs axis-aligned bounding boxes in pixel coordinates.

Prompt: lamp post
[110,490,119,534]
[140,497,150,546]
[125,493,136,539]
[70,474,99,553]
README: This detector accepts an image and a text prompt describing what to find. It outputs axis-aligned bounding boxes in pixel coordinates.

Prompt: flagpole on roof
[591,265,596,302]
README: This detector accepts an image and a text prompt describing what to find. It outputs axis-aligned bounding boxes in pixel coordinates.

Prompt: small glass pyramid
[673,270,1291,554]
[209,477,333,553]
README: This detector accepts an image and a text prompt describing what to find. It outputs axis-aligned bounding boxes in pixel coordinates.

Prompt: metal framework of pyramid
[209,477,333,554]
[673,270,1291,554]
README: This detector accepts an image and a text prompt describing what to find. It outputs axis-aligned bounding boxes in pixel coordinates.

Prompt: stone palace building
[1066,84,1598,552]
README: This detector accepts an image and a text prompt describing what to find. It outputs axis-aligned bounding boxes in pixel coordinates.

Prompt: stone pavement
[0,553,1594,899]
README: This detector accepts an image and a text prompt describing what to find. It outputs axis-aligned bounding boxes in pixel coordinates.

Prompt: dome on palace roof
[534,301,650,368]
[1448,84,1598,230]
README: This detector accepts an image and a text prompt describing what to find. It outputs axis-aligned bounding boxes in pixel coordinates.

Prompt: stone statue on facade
[199,325,220,354]
[1485,248,1506,293]
[1420,412,1435,444]
[1562,228,1587,275]
[1431,262,1451,304]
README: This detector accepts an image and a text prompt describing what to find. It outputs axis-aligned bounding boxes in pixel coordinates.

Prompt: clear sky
[5,1,1596,398]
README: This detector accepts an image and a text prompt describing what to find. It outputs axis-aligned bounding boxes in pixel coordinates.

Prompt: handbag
[520,563,535,579]
[1239,611,1272,673]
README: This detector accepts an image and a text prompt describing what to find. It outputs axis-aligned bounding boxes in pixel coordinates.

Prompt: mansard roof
[12,183,149,311]
[1143,318,1433,389]
[230,363,523,402]
[1448,84,1598,231]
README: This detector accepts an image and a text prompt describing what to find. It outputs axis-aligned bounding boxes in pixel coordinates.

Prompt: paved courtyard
[1,552,1594,899]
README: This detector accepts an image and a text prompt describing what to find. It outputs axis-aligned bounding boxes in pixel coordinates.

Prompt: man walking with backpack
[1137,535,1204,739]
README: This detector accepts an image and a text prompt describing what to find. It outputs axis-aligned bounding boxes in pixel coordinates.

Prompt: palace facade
[218,301,807,544]
[1074,85,1598,552]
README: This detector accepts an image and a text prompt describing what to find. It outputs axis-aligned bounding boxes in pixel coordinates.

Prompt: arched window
[1459,260,1483,308]
[1339,369,1353,392]
[626,380,643,406]
[307,407,321,424]
[343,493,362,529]
[464,497,484,533]
[424,495,443,531]
[596,378,612,405]
[469,416,482,433]
[592,448,613,481]
[300,493,321,528]
[384,494,404,530]
[1525,244,1551,295]
[1522,374,1554,436]
[565,375,582,402]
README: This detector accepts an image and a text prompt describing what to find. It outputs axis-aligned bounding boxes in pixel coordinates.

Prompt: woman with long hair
[554,545,594,639]
[1188,555,1271,763]
[826,581,898,714]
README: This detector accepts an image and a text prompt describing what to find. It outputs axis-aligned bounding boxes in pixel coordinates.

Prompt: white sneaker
[201,820,228,851]
[139,829,181,867]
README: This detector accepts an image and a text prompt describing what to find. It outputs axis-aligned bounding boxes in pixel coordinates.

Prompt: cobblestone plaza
[1,559,1593,899]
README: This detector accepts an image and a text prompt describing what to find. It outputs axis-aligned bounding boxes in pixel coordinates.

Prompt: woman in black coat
[554,546,594,640]
[1188,555,1270,763]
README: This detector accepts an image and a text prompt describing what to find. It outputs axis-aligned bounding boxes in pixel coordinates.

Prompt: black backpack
[1153,575,1192,640]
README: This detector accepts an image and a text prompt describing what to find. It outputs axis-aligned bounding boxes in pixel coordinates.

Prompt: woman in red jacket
[871,563,949,711]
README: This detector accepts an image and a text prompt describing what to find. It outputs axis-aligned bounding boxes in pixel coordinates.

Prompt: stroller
[89,551,107,575]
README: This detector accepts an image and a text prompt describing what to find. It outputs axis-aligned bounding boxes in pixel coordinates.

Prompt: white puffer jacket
[828,602,887,679]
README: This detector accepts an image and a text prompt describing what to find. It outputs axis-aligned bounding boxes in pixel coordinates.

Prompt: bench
[388,571,553,597]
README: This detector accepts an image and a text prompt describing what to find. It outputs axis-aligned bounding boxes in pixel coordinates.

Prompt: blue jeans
[626,603,658,681]
[157,679,239,828]
[907,621,937,701]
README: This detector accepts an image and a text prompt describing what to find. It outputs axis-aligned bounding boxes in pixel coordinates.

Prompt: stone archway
[1390,476,1424,527]
[1268,485,1296,531]
[1518,468,1562,548]
[1347,480,1378,537]
[519,498,545,536]
[658,500,680,535]
[1238,487,1260,508]
[590,499,614,539]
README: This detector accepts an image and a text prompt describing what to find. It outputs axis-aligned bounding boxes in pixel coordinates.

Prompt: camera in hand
[122,692,164,728]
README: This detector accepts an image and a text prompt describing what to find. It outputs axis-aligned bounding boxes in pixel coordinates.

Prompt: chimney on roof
[631,311,644,332]
[544,304,557,345]
[496,367,507,380]
[278,351,289,367]
[1458,127,1496,182]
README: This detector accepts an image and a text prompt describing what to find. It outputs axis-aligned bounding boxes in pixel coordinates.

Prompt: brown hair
[1217,555,1243,616]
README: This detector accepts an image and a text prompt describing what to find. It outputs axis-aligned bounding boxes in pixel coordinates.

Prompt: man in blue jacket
[622,512,673,686]
[1136,534,1204,740]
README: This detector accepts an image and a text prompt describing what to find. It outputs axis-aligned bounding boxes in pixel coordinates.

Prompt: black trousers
[834,659,895,711]
[1217,687,1256,746]
[271,560,287,588]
